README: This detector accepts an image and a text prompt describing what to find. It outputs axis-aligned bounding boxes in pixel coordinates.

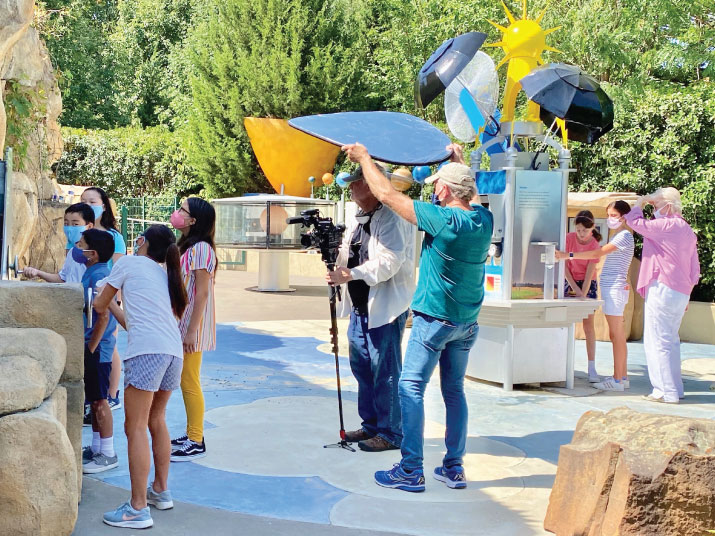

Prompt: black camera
[286,209,346,267]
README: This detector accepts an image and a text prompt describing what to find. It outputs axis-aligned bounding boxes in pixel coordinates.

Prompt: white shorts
[601,285,629,316]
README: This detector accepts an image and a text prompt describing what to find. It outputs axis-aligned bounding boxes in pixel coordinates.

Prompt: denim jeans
[348,309,408,446]
[399,311,479,471]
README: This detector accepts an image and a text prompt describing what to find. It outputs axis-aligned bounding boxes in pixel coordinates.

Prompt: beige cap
[424,163,474,189]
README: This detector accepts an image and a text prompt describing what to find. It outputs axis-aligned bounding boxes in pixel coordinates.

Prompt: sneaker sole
[110,403,122,411]
[103,518,153,529]
[170,452,207,462]
[358,444,400,452]
[147,499,174,510]
[433,472,467,489]
[83,461,119,474]
[374,478,424,492]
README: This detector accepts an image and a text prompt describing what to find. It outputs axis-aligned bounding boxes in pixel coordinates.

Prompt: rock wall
[2,0,65,272]
[0,281,84,511]
[0,329,78,536]
[544,407,715,535]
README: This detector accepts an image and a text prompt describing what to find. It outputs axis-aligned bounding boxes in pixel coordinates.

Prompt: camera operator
[326,164,415,452]
[341,142,492,492]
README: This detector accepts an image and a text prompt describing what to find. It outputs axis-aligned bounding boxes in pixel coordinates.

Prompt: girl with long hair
[563,210,602,382]
[168,197,217,461]
[81,186,126,410]
[94,224,187,529]
[557,201,635,391]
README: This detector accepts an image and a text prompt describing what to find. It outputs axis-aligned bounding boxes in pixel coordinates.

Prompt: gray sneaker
[147,483,174,510]
[83,452,119,474]
[82,446,95,464]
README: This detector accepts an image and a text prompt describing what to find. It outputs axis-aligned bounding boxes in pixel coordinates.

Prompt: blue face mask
[63,225,87,249]
[71,246,90,265]
[91,205,104,221]
[430,193,441,206]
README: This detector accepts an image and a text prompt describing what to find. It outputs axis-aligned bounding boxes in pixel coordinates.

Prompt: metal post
[1,148,13,280]
[502,146,518,300]
[121,206,128,245]
[558,149,571,299]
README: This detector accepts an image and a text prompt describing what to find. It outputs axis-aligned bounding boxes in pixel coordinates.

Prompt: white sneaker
[588,373,600,383]
[593,378,624,392]
[622,379,630,389]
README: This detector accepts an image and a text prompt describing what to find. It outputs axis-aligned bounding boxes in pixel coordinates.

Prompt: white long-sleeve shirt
[335,205,416,329]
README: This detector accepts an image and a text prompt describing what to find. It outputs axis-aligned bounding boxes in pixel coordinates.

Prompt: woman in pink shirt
[564,210,602,382]
[625,187,700,404]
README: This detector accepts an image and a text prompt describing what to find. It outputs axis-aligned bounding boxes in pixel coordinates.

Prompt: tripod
[323,262,355,452]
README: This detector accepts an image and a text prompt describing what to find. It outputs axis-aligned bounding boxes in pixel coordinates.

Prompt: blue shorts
[124,354,183,392]
[565,279,598,299]
[84,345,111,402]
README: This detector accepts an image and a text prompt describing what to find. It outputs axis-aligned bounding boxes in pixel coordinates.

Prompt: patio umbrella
[415,32,488,109]
[519,63,614,144]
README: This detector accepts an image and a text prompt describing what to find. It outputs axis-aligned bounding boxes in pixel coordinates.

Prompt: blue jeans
[399,311,479,471]
[348,309,408,446]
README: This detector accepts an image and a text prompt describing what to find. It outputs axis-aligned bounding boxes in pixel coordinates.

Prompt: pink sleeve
[624,206,670,238]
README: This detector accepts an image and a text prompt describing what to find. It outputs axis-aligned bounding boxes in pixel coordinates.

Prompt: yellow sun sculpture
[486,0,561,124]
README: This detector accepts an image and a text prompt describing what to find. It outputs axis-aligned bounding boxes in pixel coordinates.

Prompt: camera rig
[286,209,353,451]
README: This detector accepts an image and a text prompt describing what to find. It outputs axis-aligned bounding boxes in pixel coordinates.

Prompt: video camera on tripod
[285,208,354,451]
[286,209,346,269]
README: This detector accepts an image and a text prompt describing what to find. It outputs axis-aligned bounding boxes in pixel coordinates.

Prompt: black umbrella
[415,32,487,109]
[519,63,614,144]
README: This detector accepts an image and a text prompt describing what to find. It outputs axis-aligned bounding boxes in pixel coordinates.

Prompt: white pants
[644,281,689,402]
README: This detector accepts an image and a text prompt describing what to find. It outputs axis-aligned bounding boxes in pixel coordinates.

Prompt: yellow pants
[180,351,205,443]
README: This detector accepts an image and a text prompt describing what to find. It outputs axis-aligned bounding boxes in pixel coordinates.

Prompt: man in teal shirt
[342,142,493,492]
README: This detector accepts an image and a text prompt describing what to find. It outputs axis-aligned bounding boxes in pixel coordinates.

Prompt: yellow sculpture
[244,117,341,198]
[486,0,561,123]
[390,167,414,192]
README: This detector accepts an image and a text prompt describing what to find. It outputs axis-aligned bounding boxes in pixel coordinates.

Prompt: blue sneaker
[147,483,174,510]
[374,463,425,492]
[103,501,153,529]
[433,465,467,489]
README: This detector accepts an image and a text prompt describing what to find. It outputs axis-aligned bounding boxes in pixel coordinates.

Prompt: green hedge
[55,126,200,198]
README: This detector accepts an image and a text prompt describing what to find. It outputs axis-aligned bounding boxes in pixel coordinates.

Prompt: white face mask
[606,217,622,229]
[654,204,669,219]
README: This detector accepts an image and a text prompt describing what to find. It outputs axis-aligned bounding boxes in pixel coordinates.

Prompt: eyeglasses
[179,207,192,217]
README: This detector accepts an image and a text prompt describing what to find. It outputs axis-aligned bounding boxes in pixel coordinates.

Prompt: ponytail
[575,210,601,242]
[165,243,188,319]
[143,224,188,319]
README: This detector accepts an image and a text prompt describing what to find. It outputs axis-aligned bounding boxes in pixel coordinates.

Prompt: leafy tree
[185,0,377,197]
[39,0,126,128]
[110,0,196,127]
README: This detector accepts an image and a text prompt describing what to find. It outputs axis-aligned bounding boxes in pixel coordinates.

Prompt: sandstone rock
[0,387,78,536]
[544,407,715,536]
[61,379,85,495]
[0,327,66,415]
[25,201,66,272]
[0,281,84,383]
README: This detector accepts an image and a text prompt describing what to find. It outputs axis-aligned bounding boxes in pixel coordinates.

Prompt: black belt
[352,304,368,315]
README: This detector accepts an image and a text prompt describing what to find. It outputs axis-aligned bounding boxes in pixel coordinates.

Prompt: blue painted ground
[85,323,715,524]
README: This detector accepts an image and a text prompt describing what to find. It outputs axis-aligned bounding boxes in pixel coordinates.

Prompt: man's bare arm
[342,143,417,225]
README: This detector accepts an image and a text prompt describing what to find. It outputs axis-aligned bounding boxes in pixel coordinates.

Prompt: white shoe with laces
[593,377,625,392]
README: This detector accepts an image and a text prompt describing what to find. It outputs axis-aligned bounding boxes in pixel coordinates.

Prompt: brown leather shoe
[344,429,374,443]
[358,436,400,452]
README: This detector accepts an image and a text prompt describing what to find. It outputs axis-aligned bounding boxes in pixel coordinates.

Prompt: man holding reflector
[341,142,492,492]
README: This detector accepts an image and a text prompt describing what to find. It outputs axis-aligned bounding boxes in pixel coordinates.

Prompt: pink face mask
[170,210,188,229]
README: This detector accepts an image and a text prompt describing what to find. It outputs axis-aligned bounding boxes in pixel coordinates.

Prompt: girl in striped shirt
[169,198,217,460]
[556,201,635,392]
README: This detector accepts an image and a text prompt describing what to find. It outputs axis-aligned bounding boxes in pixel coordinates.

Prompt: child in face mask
[556,201,635,392]
[23,203,96,283]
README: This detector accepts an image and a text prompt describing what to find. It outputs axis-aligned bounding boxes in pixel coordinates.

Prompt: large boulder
[26,202,66,272]
[545,407,715,535]
[0,386,78,536]
[0,281,84,383]
[0,327,66,415]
